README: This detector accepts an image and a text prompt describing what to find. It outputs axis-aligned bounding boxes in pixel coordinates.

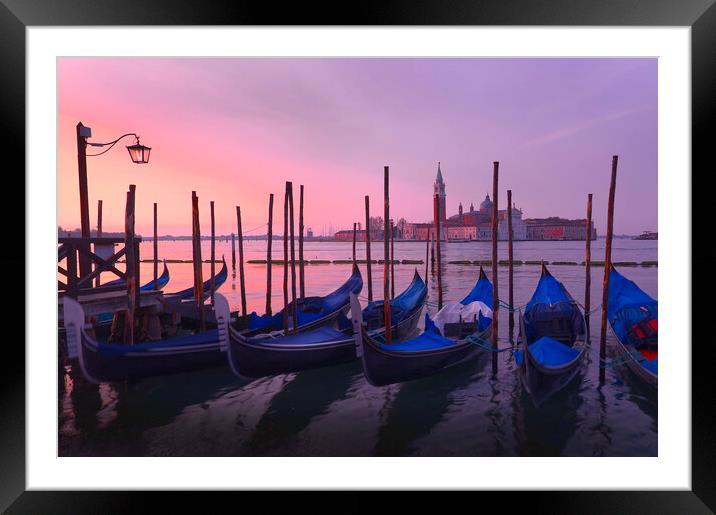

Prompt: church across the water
[401,163,593,241]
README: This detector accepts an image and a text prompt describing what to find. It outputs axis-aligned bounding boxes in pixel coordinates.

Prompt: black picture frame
[2,0,713,512]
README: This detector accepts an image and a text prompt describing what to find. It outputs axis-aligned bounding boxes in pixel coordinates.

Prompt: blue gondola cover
[248,267,363,331]
[607,268,658,345]
[379,330,457,351]
[527,336,580,367]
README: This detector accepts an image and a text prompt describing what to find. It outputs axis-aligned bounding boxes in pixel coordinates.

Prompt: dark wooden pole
[124,185,137,344]
[507,190,514,334]
[299,184,305,299]
[210,201,216,306]
[599,156,618,382]
[585,193,593,332]
[191,191,205,331]
[491,162,500,374]
[76,122,92,278]
[95,200,103,287]
[153,202,158,290]
[383,166,392,344]
[431,231,435,270]
[282,183,290,333]
[266,193,274,316]
[364,195,373,302]
[352,222,357,264]
[231,233,236,275]
[288,183,298,333]
[390,220,395,299]
[433,194,443,310]
[237,206,247,318]
[424,231,429,286]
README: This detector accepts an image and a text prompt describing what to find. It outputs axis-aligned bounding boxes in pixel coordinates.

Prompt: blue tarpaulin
[460,270,493,307]
[607,268,658,345]
[364,272,427,324]
[380,330,458,351]
[97,329,220,356]
[527,336,580,367]
[250,325,348,346]
[248,267,363,331]
[523,269,583,343]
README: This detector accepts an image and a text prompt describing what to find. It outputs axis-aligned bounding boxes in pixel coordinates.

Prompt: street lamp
[76,121,151,276]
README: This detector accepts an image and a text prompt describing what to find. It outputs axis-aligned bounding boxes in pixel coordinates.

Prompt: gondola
[165,257,228,300]
[514,264,587,405]
[607,265,658,387]
[63,293,231,384]
[103,260,171,291]
[225,265,388,379]
[353,267,493,387]
[236,263,364,337]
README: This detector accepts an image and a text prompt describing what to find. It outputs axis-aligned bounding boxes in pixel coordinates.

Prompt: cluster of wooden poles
[375,157,620,380]
[109,155,621,382]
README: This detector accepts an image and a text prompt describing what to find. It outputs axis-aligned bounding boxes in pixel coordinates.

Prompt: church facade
[402,163,528,241]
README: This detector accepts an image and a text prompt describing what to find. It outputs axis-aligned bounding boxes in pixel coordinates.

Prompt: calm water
[59,238,657,457]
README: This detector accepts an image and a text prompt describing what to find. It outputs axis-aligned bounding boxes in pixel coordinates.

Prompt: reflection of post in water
[374,353,489,456]
[104,368,245,456]
[511,373,583,456]
[241,362,362,456]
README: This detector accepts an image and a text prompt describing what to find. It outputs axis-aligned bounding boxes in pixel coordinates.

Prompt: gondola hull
[519,342,586,406]
[64,294,231,384]
[515,264,588,405]
[613,337,657,388]
[358,332,483,387]
[228,288,424,379]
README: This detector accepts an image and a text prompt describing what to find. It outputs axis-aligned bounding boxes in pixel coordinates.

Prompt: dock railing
[58,236,142,299]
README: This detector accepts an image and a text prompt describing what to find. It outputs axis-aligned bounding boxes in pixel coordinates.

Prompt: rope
[464,334,518,353]
[599,353,644,369]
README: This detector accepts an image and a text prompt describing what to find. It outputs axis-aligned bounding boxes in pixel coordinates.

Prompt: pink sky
[58,58,657,236]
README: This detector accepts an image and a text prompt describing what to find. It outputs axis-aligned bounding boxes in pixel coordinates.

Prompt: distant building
[524,217,597,240]
[401,163,528,241]
[307,227,314,238]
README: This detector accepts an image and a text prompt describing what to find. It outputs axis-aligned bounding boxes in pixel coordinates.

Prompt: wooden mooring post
[237,206,247,318]
[491,162,500,374]
[124,185,137,344]
[352,222,357,264]
[383,166,392,344]
[95,200,103,287]
[433,194,443,310]
[153,202,158,290]
[299,185,305,299]
[507,190,514,335]
[364,195,373,302]
[431,231,435,271]
[599,156,618,382]
[210,201,216,306]
[585,193,593,333]
[282,183,290,333]
[231,233,236,276]
[191,191,205,331]
[288,183,298,333]
[390,219,395,299]
[424,232,429,286]
[266,193,274,316]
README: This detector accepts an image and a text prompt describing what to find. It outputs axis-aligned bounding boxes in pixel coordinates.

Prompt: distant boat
[633,231,657,240]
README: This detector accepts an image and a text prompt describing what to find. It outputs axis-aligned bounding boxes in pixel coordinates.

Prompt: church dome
[479,194,493,211]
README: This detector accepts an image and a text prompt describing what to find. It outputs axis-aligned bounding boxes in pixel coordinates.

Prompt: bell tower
[433,162,447,238]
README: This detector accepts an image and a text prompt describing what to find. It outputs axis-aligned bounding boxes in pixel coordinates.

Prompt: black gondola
[353,267,493,387]
[514,264,587,405]
[64,294,231,383]
[226,270,426,379]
